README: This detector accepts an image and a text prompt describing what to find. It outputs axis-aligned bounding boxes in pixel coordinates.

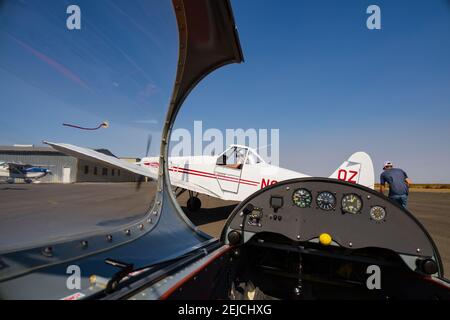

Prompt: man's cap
[383,161,393,168]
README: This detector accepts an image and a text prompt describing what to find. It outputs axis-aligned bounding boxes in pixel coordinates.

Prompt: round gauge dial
[316,191,336,211]
[292,188,312,208]
[341,194,362,214]
[370,206,386,221]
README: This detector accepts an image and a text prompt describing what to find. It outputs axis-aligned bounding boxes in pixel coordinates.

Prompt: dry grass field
[375,184,450,193]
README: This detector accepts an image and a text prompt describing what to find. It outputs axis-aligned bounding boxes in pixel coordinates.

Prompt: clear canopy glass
[0,0,178,251]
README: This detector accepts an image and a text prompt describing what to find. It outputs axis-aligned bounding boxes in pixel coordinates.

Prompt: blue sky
[0,0,177,156]
[174,0,450,182]
[1,1,450,182]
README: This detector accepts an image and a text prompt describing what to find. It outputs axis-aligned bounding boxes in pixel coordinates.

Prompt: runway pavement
[0,183,449,277]
[0,182,156,251]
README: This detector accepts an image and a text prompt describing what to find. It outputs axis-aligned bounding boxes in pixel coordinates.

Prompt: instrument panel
[293,189,364,215]
[223,178,441,261]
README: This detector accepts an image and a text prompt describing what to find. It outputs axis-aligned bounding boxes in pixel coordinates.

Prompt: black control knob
[227,230,242,246]
[416,258,438,275]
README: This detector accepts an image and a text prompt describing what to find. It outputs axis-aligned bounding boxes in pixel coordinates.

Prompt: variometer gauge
[370,206,386,222]
[292,188,312,208]
[316,191,336,211]
[341,194,363,214]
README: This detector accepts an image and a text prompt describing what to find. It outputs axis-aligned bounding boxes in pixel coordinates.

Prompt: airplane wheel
[25,179,32,184]
[187,197,201,212]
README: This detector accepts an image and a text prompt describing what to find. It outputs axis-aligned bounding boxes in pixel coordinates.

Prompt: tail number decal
[261,178,278,189]
[338,169,358,184]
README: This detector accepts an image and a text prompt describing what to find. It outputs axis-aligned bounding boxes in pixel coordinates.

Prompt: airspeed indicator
[292,188,312,208]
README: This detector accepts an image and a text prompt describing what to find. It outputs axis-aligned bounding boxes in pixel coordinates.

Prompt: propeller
[136,133,153,191]
[145,134,152,158]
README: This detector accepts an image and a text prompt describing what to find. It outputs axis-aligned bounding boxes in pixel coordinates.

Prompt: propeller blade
[135,175,145,191]
[145,134,152,157]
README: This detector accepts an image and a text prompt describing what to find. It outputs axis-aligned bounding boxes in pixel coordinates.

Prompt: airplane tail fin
[329,152,375,189]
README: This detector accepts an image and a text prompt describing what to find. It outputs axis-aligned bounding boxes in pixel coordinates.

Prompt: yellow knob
[319,233,332,246]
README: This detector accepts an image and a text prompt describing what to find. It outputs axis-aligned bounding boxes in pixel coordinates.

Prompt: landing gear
[187,191,201,212]
[173,188,202,212]
[25,179,33,184]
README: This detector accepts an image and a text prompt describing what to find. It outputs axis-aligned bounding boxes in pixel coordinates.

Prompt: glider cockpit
[126,178,450,300]
[217,178,449,300]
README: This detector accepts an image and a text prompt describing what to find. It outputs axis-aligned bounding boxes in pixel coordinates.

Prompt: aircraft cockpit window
[246,150,262,165]
[216,147,248,169]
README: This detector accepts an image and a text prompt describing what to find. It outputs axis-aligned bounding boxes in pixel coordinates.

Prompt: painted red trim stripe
[143,162,159,168]
[171,167,259,186]
[170,167,259,187]
[172,166,259,185]
[169,168,258,187]
[174,166,258,184]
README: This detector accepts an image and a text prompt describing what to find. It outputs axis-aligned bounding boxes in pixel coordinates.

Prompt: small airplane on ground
[0,161,52,184]
[44,142,374,212]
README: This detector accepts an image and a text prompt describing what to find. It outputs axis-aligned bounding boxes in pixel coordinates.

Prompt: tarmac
[0,182,156,251]
[0,182,449,277]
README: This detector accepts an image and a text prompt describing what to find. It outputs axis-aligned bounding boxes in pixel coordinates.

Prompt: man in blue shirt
[379,161,412,208]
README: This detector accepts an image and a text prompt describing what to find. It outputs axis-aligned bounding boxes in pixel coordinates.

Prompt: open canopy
[0,0,244,299]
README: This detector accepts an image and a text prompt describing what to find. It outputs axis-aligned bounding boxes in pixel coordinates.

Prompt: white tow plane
[44,142,374,212]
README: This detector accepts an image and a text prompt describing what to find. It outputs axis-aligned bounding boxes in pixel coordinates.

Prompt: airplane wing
[44,141,157,180]
[6,162,28,171]
[45,141,221,199]
[5,161,24,167]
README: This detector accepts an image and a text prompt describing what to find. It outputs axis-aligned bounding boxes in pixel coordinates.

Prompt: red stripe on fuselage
[169,167,259,187]
[172,166,259,185]
[172,166,259,186]
[169,168,258,187]
[143,162,159,168]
